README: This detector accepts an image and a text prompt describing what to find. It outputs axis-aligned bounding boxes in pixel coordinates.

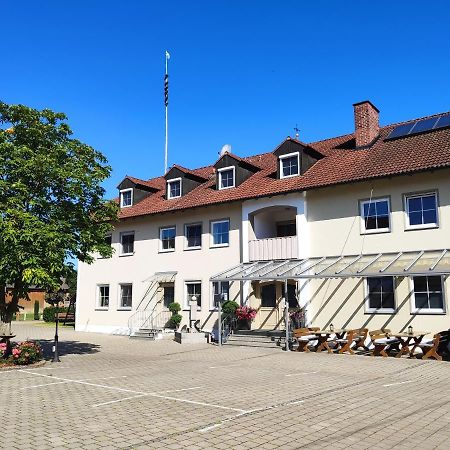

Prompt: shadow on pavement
[36,339,101,359]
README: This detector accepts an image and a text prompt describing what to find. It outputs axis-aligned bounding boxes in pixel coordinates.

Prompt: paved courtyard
[2,323,450,450]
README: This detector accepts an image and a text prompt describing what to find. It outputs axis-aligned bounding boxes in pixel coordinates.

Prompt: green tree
[0,102,118,325]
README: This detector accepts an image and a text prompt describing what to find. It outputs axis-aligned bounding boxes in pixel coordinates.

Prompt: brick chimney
[353,100,380,147]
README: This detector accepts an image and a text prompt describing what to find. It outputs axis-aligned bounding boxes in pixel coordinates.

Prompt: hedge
[42,306,69,323]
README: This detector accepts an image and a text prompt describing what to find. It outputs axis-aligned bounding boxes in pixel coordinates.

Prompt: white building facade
[76,101,450,336]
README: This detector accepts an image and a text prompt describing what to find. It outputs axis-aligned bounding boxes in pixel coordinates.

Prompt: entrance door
[162,284,175,309]
[258,283,280,329]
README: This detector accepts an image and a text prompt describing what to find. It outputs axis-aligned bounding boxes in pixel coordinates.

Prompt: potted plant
[235,306,257,330]
[168,302,182,329]
[289,307,305,329]
[222,300,239,315]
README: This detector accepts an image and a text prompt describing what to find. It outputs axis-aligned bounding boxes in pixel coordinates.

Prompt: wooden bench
[55,312,75,322]
[293,327,320,352]
[369,329,400,357]
[418,334,442,361]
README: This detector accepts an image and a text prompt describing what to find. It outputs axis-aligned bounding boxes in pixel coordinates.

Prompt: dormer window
[120,188,133,207]
[167,178,182,199]
[280,152,300,178]
[218,166,235,190]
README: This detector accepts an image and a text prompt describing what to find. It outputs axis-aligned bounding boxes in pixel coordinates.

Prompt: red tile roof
[118,111,450,220]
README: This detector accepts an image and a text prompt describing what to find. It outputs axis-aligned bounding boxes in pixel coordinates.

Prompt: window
[160,226,176,251]
[105,234,112,247]
[119,284,132,309]
[120,189,133,207]
[412,276,444,313]
[405,192,438,229]
[97,285,110,309]
[218,166,235,190]
[186,282,202,308]
[120,232,134,255]
[163,285,175,308]
[280,152,300,178]
[185,223,202,249]
[365,277,395,313]
[167,178,182,199]
[282,284,299,308]
[261,283,277,308]
[360,198,390,233]
[212,281,230,308]
[211,219,230,247]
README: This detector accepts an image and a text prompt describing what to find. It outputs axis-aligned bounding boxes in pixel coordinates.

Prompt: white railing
[249,236,298,261]
[128,309,172,332]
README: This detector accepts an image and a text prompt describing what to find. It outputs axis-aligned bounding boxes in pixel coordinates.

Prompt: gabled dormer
[213,152,259,190]
[164,165,207,200]
[273,138,323,179]
[117,176,159,208]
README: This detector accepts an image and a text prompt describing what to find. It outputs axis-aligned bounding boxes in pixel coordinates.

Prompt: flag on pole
[164,51,170,107]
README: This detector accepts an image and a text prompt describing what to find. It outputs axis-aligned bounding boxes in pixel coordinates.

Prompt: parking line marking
[92,394,148,408]
[209,364,240,369]
[383,380,415,387]
[20,381,72,390]
[19,370,247,413]
[285,372,318,377]
[286,400,304,405]
[156,386,202,394]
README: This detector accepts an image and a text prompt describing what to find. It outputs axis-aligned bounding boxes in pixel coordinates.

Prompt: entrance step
[130,328,162,340]
[223,331,284,349]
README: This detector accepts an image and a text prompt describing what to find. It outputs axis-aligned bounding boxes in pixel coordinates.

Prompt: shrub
[222,300,239,314]
[169,313,182,328]
[43,306,68,322]
[11,341,42,365]
[34,301,40,320]
[168,302,181,314]
[0,342,7,358]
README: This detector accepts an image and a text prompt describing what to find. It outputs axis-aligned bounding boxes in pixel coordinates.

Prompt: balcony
[249,236,298,262]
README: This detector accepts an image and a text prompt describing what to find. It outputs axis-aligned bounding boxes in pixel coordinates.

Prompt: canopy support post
[284,279,290,352]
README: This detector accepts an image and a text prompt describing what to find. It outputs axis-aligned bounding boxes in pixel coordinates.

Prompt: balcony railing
[249,236,298,261]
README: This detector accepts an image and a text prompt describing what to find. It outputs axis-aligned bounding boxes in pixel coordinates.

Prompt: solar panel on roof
[435,113,450,129]
[410,117,439,134]
[386,123,415,139]
[386,113,450,140]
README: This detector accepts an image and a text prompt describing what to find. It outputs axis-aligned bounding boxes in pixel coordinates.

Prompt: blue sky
[1,1,449,198]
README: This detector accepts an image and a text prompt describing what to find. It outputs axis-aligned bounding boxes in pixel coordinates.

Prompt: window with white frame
[167,178,182,199]
[365,277,395,312]
[412,276,444,313]
[211,219,230,247]
[119,283,132,309]
[218,166,235,190]
[97,285,110,309]
[120,232,134,255]
[405,192,438,229]
[160,226,176,251]
[186,281,201,308]
[99,234,112,259]
[185,223,202,249]
[280,152,300,178]
[120,189,133,207]
[212,281,230,308]
[360,198,391,233]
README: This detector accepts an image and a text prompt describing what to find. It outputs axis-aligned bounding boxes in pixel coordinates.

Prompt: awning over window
[210,250,450,282]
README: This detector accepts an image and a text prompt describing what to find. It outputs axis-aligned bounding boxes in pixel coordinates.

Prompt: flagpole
[164,51,170,174]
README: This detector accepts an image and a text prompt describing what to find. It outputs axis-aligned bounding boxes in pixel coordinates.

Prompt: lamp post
[52,277,69,363]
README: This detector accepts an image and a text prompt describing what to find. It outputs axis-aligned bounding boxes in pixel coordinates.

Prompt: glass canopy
[210,250,450,281]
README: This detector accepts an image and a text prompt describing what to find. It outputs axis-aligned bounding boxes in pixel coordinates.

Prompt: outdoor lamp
[408,325,413,335]
[330,323,334,332]
[52,277,69,363]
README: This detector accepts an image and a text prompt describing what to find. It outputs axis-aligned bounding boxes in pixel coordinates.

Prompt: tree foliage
[0,102,118,322]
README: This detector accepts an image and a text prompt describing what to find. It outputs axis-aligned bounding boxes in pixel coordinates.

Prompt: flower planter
[237,319,251,330]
